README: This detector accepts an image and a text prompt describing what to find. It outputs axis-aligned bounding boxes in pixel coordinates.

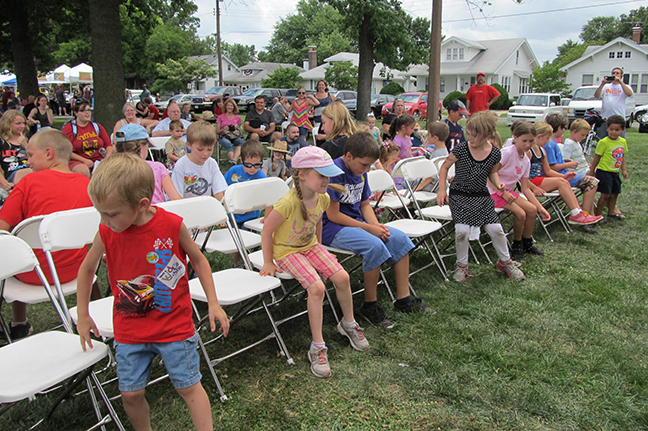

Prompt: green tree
[151,58,216,94]
[529,61,571,96]
[261,67,302,89]
[324,61,358,91]
[143,23,193,80]
[380,82,404,95]
[579,7,648,44]
[322,0,430,119]
[222,42,257,67]
[263,0,355,65]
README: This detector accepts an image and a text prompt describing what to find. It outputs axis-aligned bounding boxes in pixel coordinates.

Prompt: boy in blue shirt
[224,140,267,267]
[444,100,468,152]
[322,132,433,329]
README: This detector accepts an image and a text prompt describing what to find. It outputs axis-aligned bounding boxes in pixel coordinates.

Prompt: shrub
[490,83,511,110]
[443,91,466,108]
[380,82,405,95]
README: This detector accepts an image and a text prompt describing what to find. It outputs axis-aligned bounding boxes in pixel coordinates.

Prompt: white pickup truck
[567,85,635,126]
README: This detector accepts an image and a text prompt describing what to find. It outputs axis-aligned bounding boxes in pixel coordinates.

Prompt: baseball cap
[117,123,152,143]
[477,72,485,77]
[291,146,343,177]
[447,100,469,117]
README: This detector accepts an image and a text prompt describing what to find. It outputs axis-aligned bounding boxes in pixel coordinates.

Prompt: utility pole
[215,0,223,85]
[427,0,442,126]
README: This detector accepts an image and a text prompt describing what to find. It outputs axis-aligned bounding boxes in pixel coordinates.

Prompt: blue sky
[193,0,644,63]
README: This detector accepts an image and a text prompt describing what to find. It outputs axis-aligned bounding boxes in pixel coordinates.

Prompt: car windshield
[206,87,225,95]
[516,95,548,107]
[399,94,421,103]
[370,95,380,103]
[573,88,599,101]
[242,88,262,97]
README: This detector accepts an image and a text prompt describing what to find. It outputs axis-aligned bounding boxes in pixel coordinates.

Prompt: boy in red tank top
[76,153,229,431]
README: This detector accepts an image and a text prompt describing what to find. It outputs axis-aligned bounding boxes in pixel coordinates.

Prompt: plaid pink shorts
[276,243,343,289]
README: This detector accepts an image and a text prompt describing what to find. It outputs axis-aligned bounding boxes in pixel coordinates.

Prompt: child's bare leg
[517,198,538,238]
[11,301,26,322]
[306,280,326,343]
[329,270,354,322]
[596,193,610,216]
[581,188,597,214]
[363,267,381,302]
[232,251,241,267]
[392,253,411,300]
[176,382,213,431]
[606,194,619,216]
[121,389,152,431]
[540,178,580,210]
[503,201,526,241]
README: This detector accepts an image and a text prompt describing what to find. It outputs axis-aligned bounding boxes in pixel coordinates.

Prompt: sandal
[608,214,624,220]
[613,211,626,219]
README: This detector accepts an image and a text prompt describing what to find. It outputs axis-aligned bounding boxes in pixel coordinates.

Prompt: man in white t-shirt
[594,67,633,138]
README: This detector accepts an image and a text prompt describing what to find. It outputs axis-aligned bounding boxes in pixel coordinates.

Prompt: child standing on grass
[588,114,628,221]
[77,153,230,431]
[164,119,186,169]
[488,122,550,261]
[437,111,526,282]
[260,146,369,378]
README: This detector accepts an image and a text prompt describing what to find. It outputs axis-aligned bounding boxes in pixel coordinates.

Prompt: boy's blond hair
[186,120,216,146]
[534,121,553,138]
[569,119,591,135]
[428,121,450,142]
[29,129,73,162]
[89,153,154,208]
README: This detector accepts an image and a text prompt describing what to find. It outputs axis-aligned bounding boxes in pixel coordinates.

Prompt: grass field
[2,122,648,430]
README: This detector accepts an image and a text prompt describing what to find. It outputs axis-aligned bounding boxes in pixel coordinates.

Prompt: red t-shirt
[101,207,194,344]
[465,84,500,114]
[0,169,92,284]
[62,121,112,162]
[148,105,160,121]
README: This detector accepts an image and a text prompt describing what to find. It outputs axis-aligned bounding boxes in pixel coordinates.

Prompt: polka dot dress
[449,141,501,227]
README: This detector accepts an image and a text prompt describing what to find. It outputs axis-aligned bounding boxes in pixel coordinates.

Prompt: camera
[606,76,615,82]
[228,125,235,132]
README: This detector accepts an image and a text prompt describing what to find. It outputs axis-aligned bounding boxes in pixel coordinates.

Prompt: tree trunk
[356,12,374,121]
[8,0,39,98]
[427,0,442,126]
[89,0,124,129]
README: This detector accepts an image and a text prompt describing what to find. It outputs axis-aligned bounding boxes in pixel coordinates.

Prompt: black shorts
[595,169,621,195]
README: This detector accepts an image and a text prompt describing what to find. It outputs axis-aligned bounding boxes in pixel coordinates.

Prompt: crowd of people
[0,76,630,430]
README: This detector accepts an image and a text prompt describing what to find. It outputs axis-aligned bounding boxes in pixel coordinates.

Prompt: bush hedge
[380,82,405,95]
[443,91,466,108]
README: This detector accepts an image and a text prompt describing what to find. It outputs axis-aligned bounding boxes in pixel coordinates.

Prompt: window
[502,76,511,92]
[459,48,464,60]
[440,77,445,93]
[519,78,529,94]
[452,48,458,60]
[446,49,451,60]
[625,51,631,58]
[630,74,639,92]
[641,74,648,93]
[516,50,519,65]
[582,74,594,86]
[617,51,623,58]
[609,52,615,59]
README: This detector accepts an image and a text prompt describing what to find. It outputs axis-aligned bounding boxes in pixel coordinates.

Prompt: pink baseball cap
[291,146,343,177]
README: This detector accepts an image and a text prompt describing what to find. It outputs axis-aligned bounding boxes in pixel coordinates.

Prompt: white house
[299,52,407,94]
[560,33,648,105]
[224,62,304,90]
[187,54,240,93]
[401,37,539,100]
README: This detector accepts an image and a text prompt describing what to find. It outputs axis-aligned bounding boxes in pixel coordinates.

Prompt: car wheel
[626,118,632,128]
[635,110,647,122]
[413,110,420,121]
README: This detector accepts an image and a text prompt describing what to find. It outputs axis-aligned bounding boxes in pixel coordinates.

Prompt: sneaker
[307,346,331,378]
[9,321,31,340]
[360,302,394,329]
[337,321,369,352]
[568,211,603,225]
[452,264,469,282]
[496,259,526,281]
[511,242,524,261]
[394,296,436,314]
[597,217,607,225]
[522,239,544,256]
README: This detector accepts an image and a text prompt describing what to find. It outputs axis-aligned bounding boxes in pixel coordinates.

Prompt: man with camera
[594,67,633,138]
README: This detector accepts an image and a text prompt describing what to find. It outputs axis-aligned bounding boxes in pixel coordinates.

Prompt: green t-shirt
[595,136,627,173]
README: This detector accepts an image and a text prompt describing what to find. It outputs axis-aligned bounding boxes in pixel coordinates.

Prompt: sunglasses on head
[243,162,263,169]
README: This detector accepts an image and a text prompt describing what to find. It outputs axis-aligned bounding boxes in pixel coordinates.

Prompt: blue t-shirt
[321,158,372,245]
[544,140,581,186]
[444,119,465,152]
[224,165,267,223]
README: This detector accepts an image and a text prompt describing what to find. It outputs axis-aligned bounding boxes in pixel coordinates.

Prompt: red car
[381,92,442,121]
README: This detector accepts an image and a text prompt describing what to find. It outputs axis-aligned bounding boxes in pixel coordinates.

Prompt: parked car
[638,111,648,133]
[633,103,648,122]
[567,85,635,126]
[154,94,206,112]
[331,90,357,102]
[381,93,442,121]
[229,88,283,111]
[203,85,242,103]
[344,94,396,119]
[506,93,562,125]
[282,88,315,104]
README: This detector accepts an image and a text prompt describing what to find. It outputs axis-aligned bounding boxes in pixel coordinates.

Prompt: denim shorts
[329,226,414,272]
[114,333,201,392]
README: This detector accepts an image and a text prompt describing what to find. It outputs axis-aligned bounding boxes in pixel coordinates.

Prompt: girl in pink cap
[260,146,369,378]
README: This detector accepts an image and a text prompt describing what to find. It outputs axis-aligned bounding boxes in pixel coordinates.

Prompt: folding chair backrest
[149,136,170,148]
[392,156,424,178]
[399,157,438,182]
[432,155,454,179]
[224,177,289,214]
[158,196,228,230]
[366,169,398,194]
[285,176,294,188]
[11,215,45,249]
[39,207,100,253]
[0,234,39,279]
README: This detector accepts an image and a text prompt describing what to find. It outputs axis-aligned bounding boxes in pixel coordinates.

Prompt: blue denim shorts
[114,333,201,392]
[329,226,414,272]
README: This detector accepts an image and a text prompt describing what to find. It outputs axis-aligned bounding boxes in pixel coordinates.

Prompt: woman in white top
[112,103,158,143]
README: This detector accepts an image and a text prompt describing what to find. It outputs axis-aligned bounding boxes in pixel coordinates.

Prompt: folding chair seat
[157,196,290,402]
[535,191,572,242]
[0,233,125,430]
[392,157,438,205]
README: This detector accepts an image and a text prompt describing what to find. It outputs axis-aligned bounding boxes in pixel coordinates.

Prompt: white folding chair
[393,157,438,204]
[147,136,169,164]
[0,233,125,430]
[158,196,291,402]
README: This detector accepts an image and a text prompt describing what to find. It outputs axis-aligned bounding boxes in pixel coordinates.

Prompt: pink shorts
[490,190,520,209]
[276,243,343,289]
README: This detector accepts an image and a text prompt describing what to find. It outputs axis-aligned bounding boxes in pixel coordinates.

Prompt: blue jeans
[218,136,244,153]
